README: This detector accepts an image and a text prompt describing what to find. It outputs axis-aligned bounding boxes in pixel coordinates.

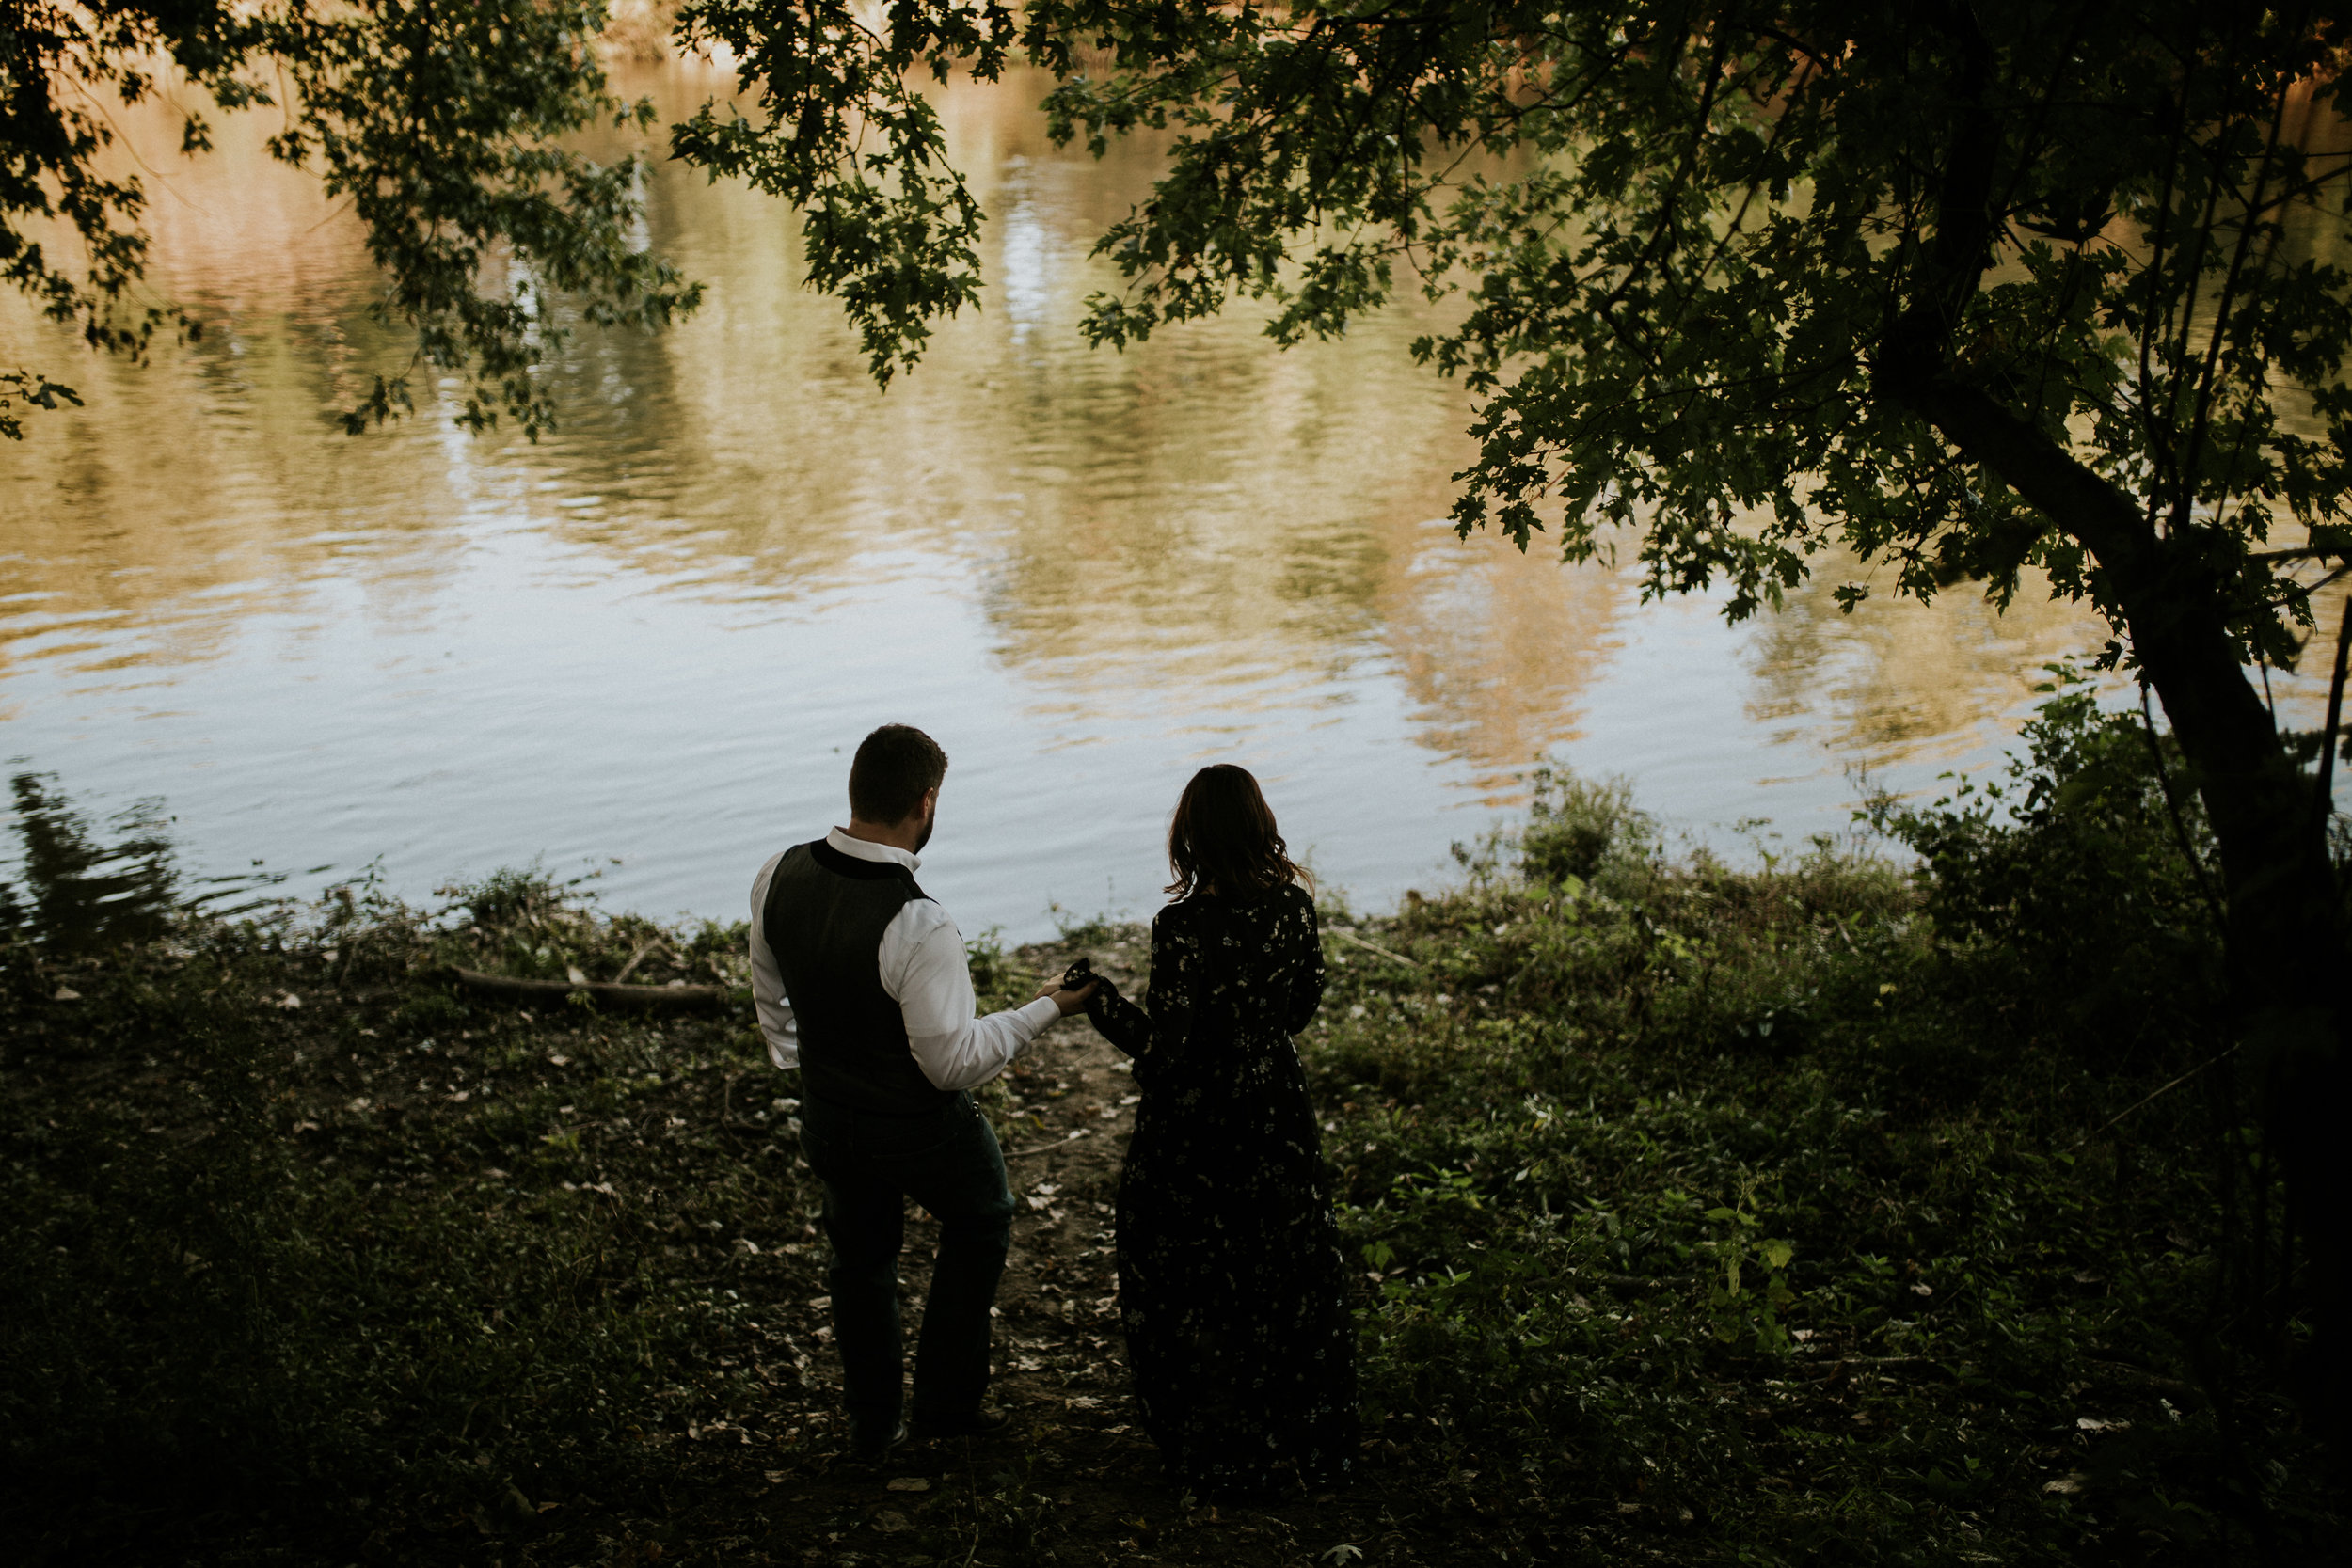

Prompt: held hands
[1036,978,1100,1016]
[1035,955,1106,1017]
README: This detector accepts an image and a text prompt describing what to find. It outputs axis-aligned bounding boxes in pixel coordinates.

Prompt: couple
[748,724,1355,1497]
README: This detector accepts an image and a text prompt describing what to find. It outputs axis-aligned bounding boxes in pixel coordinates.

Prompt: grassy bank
[3,689,2343,1564]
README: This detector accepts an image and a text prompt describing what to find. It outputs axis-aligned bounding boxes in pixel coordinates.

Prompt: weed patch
[1,698,2341,1563]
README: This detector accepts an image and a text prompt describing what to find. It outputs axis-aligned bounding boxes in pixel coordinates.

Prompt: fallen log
[442,965,737,1013]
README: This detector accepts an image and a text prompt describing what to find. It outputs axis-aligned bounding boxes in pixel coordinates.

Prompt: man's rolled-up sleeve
[749,851,798,1070]
[888,904,1058,1091]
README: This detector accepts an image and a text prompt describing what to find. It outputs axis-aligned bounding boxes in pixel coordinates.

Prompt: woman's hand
[1036,979,1101,1017]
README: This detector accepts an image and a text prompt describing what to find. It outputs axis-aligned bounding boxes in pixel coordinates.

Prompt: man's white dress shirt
[750,828,1059,1093]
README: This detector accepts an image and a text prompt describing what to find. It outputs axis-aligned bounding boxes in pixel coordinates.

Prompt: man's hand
[1036,979,1100,1017]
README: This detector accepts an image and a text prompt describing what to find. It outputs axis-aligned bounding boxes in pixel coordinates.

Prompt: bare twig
[2073,1044,2240,1148]
[1005,1130,1092,1161]
[612,938,664,985]
[1331,928,1423,970]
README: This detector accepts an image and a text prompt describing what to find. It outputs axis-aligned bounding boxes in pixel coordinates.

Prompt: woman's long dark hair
[1165,764,1311,899]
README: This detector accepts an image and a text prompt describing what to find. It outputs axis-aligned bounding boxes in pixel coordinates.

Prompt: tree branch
[1878,359,2157,590]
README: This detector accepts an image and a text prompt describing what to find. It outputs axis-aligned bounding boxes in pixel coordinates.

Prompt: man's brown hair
[1165,764,1311,899]
[849,725,948,824]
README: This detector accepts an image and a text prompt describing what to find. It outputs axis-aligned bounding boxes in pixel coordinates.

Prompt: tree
[674,0,2352,1427]
[10,0,2349,1436]
[2,0,697,438]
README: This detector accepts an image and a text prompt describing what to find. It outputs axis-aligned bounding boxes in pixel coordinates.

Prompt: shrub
[1873,672,2226,1073]
[1518,767,1657,889]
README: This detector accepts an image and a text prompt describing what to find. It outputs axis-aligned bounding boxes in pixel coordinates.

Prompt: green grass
[1286,689,2337,1563]
[2,690,2343,1563]
[1311,847,2257,1561]
[2,864,797,1561]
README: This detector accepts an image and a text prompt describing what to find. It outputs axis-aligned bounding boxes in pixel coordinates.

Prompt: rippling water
[3,65,2339,937]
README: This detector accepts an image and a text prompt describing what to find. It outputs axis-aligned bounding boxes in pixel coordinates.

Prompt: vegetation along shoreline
[4,690,2345,1564]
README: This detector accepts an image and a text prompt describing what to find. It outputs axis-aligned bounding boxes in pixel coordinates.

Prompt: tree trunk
[1888,367,2351,1444]
[2131,592,2349,1446]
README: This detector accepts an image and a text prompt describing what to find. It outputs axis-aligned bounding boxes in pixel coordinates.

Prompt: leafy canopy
[11,0,2351,687]
[675,0,2352,675]
[2,0,698,438]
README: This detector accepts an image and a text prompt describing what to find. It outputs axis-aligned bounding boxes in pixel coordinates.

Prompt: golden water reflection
[8,63,2302,922]
[3,66,1643,780]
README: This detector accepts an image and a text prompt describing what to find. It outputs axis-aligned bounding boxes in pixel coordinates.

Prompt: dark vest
[763,838,949,1116]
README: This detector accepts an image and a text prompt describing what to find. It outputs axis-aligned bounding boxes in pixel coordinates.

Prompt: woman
[1080,764,1356,1497]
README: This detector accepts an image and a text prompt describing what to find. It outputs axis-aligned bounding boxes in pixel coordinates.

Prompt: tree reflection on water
[0,775,285,953]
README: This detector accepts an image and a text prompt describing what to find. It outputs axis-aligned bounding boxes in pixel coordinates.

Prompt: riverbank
[4,718,2344,1564]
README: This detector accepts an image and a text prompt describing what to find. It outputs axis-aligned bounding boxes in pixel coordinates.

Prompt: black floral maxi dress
[1084,882,1358,1495]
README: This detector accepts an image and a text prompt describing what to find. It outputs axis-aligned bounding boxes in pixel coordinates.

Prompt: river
[2,62,2339,938]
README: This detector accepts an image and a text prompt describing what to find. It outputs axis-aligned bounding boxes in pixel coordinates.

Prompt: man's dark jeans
[799,1090,1014,1445]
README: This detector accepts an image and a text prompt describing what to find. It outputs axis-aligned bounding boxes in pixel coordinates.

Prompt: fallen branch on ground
[1331,928,1423,969]
[442,965,734,1012]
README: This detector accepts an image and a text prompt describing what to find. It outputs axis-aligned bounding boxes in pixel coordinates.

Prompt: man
[750,724,1094,1457]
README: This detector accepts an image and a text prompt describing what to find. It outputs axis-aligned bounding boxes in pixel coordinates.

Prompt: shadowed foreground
[4,712,2345,1564]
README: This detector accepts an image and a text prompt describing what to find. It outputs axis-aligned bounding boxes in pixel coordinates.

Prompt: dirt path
[741,937,1414,1567]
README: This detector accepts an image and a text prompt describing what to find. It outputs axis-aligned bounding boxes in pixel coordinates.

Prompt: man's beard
[914,806,935,852]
